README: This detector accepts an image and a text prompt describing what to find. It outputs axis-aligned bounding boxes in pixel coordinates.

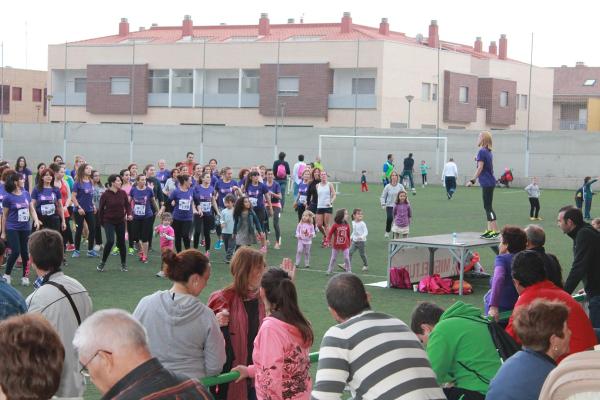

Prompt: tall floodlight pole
[405,95,414,129]
[274,39,281,161]
[352,39,360,172]
[525,33,533,177]
[129,42,135,163]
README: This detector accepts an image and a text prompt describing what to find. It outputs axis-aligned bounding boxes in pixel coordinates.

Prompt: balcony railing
[560,119,587,130]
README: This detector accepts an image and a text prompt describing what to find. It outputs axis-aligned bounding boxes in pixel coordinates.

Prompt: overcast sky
[1,0,598,71]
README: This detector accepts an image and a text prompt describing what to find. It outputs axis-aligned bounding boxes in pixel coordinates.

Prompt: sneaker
[128,247,135,256]
[260,246,267,254]
[337,263,347,271]
[2,274,11,285]
[156,270,165,278]
[120,264,129,272]
[205,251,210,259]
[87,250,99,258]
[362,266,369,272]
[214,240,223,250]
[274,242,280,250]
[480,230,493,239]
[536,217,544,221]
[305,265,310,269]
[111,246,120,256]
[93,244,102,252]
[66,244,76,252]
[97,262,105,272]
[141,256,148,264]
[529,217,536,221]
[487,231,501,239]
[21,277,30,287]
[384,232,390,238]
[71,250,81,258]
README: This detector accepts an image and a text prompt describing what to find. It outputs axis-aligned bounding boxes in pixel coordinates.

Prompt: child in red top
[154,212,175,277]
[326,209,351,274]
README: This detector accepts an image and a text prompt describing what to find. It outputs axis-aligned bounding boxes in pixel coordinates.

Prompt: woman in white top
[316,171,336,246]
[380,171,405,238]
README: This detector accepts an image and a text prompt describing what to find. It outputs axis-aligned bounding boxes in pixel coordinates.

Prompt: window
[459,86,469,103]
[12,87,22,101]
[351,78,375,94]
[285,36,323,42]
[518,94,528,110]
[583,79,596,86]
[32,88,42,102]
[421,83,431,101]
[74,78,87,93]
[110,77,130,95]
[432,84,438,101]
[227,36,258,42]
[500,91,509,107]
[218,78,239,94]
[278,77,299,96]
[172,70,193,94]
[243,70,260,94]
[148,70,169,93]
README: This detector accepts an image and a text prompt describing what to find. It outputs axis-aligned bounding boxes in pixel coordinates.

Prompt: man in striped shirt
[311,274,445,400]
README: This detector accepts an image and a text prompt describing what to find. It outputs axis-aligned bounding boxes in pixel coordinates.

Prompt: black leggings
[254,207,268,234]
[529,197,540,218]
[193,214,214,251]
[173,219,192,253]
[296,204,306,222]
[385,206,394,233]
[482,186,496,222]
[102,222,126,264]
[422,174,427,185]
[444,387,485,400]
[94,214,103,245]
[63,213,74,246]
[74,212,96,251]
[131,218,153,243]
[39,215,60,232]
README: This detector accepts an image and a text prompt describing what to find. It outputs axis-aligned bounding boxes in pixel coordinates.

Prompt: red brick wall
[86,64,148,115]
[259,63,332,118]
[443,71,477,123]
[477,78,516,126]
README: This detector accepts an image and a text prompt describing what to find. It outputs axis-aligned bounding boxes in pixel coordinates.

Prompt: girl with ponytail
[233,261,313,400]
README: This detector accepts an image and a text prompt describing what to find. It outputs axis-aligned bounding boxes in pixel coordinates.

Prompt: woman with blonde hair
[467,131,499,239]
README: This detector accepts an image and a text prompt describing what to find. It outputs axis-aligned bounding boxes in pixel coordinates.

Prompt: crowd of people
[0,139,599,400]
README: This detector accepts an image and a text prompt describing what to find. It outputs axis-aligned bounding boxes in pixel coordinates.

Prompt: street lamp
[405,95,414,129]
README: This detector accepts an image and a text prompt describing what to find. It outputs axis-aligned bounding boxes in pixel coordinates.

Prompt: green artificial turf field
[11,182,588,399]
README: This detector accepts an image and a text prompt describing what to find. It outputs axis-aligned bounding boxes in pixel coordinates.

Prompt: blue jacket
[0,278,27,320]
[486,348,556,400]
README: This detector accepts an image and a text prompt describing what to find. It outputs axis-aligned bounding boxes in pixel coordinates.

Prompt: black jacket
[563,223,600,296]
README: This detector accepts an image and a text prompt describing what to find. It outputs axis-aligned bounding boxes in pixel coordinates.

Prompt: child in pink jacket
[233,266,313,400]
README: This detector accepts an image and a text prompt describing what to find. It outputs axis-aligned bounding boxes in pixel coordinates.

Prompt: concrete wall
[1,123,598,189]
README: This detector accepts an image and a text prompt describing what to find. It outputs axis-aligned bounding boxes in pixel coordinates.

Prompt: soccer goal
[318,135,448,174]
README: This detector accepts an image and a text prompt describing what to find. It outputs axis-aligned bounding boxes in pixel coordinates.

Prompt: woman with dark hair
[487,299,571,400]
[243,171,272,249]
[71,163,98,258]
[233,265,313,400]
[193,172,218,256]
[49,163,74,253]
[1,171,40,286]
[0,166,13,237]
[15,156,33,192]
[293,168,312,222]
[34,162,47,187]
[129,174,157,263]
[272,151,290,210]
[127,163,138,184]
[162,167,180,213]
[159,174,194,252]
[484,225,527,320]
[31,168,65,233]
[91,170,105,252]
[97,174,132,272]
[306,167,321,218]
[133,248,226,379]
[265,169,282,249]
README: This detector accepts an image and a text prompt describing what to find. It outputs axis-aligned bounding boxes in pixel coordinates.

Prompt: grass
[12,182,586,399]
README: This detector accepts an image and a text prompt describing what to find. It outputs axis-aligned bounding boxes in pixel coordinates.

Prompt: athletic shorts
[317,207,333,215]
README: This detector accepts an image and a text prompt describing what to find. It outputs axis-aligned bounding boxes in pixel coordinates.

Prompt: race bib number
[40,204,56,216]
[200,202,211,213]
[298,195,307,204]
[18,208,30,222]
[134,204,146,216]
[249,197,258,207]
[179,199,191,211]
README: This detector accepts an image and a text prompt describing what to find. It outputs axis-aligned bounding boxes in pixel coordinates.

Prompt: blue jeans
[588,295,600,329]
[276,179,287,209]
[5,229,30,277]
[293,181,299,198]
[584,198,593,219]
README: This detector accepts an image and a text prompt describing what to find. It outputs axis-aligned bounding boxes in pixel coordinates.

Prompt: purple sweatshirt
[487,253,519,311]
[393,202,412,228]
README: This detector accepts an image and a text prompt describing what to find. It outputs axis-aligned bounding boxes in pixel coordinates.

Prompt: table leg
[428,248,437,276]
[458,248,467,296]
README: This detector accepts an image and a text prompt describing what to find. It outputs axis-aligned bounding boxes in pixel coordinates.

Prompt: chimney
[182,15,193,37]
[474,36,482,52]
[379,18,390,35]
[259,13,270,36]
[489,41,497,55]
[151,23,158,28]
[498,34,507,60]
[428,20,439,48]
[287,18,295,24]
[139,26,145,31]
[119,18,129,36]
[576,61,585,68]
[341,12,352,34]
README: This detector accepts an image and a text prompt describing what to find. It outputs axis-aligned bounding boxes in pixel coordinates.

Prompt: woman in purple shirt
[130,175,158,263]
[71,163,98,258]
[31,168,66,233]
[243,171,272,240]
[467,131,499,239]
[1,171,40,286]
[15,156,33,193]
[193,173,218,256]
[265,169,282,249]
[293,169,311,222]
[160,174,194,252]
[484,225,527,321]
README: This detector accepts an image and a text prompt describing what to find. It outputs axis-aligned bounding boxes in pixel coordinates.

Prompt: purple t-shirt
[130,186,154,220]
[169,188,194,221]
[476,147,495,188]
[488,253,519,311]
[72,180,95,212]
[18,168,32,192]
[3,191,32,231]
[156,169,171,187]
[265,181,281,207]
[246,182,269,210]
[194,185,215,215]
[297,182,309,205]
[215,179,238,208]
[0,183,6,208]
[31,187,61,217]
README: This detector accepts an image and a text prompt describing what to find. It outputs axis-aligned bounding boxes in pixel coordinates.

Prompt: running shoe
[66,244,76,252]
[87,250,99,258]
[128,247,135,256]
[274,242,280,250]
[384,232,390,238]
[97,262,105,272]
[121,264,129,272]
[71,250,81,258]
[529,217,536,221]
[205,251,210,259]
[93,244,102,252]
[156,270,165,278]
[111,246,120,256]
[21,277,30,287]
[487,231,501,239]
[214,240,223,250]
[141,256,148,264]
[480,230,493,239]
[536,217,544,221]
[2,274,11,285]
[337,263,347,271]
[362,266,369,272]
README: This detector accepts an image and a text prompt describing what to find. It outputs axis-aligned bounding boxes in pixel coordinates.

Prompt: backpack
[487,320,520,362]
[297,163,306,179]
[390,267,411,289]
[276,163,287,179]
[418,274,453,294]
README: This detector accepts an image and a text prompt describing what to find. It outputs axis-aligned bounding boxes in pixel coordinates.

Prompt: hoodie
[248,316,312,400]
[133,290,226,379]
[426,301,502,395]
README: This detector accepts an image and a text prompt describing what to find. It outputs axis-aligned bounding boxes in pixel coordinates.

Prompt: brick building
[553,62,600,131]
[0,67,48,123]
[47,13,553,130]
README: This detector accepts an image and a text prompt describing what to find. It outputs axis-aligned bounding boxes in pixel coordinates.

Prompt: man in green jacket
[411,301,502,400]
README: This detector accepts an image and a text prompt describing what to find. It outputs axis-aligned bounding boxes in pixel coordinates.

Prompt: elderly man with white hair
[72,309,213,400]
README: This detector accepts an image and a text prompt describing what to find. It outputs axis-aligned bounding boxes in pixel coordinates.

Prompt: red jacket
[506,280,597,362]
[327,223,351,250]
